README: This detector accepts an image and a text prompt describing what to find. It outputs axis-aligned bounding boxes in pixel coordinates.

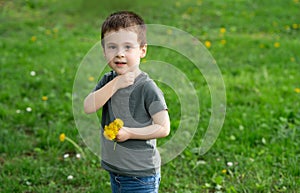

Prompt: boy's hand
[116,127,131,142]
[114,72,135,90]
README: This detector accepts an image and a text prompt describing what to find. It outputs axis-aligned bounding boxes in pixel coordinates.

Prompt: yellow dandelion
[114,118,124,128]
[104,129,116,140]
[59,133,66,142]
[30,36,37,42]
[166,29,173,35]
[204,41,211,48]
[45,29,51,35]
[292,23,298,29]
[53,28,59,33]
[274,42,280,48]
[221,169,227,174]
[290,57,295,62]
[295,88,300,93]
[220,27,226,34]
[220,39,226,45]
[88,76,95,81]
[293,0,299,4]
[42,96,48,101]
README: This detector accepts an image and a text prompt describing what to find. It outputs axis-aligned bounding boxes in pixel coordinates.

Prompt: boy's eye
[125,45,132,50]
[107,45,116,49]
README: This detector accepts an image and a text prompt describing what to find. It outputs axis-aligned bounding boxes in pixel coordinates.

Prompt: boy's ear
[140,44,147,58]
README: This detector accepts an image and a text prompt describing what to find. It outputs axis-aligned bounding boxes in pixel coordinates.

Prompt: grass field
[1,0,300,192]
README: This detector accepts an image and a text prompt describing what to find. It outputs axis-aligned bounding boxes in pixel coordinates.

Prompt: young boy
[84,11,170,193]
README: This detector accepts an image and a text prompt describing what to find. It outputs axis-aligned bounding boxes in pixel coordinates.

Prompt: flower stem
[114,142,117,150]
[65,137,86,159]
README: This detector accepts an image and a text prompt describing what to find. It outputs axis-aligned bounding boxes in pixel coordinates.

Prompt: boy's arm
[84,72,135,114]
[116,110,170,142]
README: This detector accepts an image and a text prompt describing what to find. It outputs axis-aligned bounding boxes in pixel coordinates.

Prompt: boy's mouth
[115,61,127,66]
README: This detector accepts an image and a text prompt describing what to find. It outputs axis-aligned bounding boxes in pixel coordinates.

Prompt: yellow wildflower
[59,133,66,142]
[103,119,124,141]
[114,118,124,128]
[88,76,95,81]
[104,129,116,140]
[53,28,59,33]
[292,23,298,29]
[220,27,226,34]
[42,96,48,101]
[274,42,280,48]
[222,169,227,174]
[204,41,211,48]
[30,36,37,42]
[45,29,51,35]
[295,88,300,93]
[290,57,295,62]
[220,39,226,45]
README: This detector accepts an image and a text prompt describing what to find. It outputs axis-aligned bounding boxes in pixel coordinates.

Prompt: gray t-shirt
[93,71,167,176]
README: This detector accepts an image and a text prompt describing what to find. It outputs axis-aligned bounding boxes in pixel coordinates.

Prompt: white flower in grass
[26,107,32,112]
[16,109,21,114]
[227,162,233,167]
[67,175,73,180]
[63,153,69,159]
[30,71,36,76]
[76,153,81,159]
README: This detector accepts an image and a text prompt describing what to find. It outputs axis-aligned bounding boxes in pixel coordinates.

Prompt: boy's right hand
[114,72,135,90]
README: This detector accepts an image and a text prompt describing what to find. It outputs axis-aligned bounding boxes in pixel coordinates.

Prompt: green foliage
[1,0,300,192]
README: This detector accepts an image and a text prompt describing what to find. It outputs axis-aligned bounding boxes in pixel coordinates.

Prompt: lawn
[1,0,300,192]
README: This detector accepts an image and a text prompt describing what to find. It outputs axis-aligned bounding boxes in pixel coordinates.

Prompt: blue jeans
[109,172,160,193]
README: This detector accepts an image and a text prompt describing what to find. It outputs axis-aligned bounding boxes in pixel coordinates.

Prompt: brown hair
[101,11,146,47]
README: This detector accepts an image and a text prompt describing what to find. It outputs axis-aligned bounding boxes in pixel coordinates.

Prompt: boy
[84,11,170,193]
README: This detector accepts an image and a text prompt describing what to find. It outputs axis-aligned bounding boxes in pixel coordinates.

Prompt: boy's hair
[101,11,147,47]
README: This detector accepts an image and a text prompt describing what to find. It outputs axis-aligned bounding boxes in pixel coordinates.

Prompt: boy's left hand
[116,127,131,142]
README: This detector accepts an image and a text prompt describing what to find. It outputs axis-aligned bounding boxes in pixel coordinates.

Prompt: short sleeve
[143,80,168,116]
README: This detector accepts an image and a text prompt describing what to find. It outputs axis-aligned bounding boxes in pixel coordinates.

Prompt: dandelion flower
[166,29,173,35]
[113,118,124,128]
[292,23,298,29]
[290,57,295,62]
[104,129,116,140]
[59,133,66,142]
[274,42,280,48]
[221,169,227,174]
[30,36,37,42]
[42,96,48,101]
[220,27,226,34]
[53,28,59,33]
[76,153,81,159]
[204,41,211,48]
[88,76,95,81]
[295,88,300,93]
[45,29,51,35]
[220,39,226,45]
[26,107,32,112]
[103,119,124,150]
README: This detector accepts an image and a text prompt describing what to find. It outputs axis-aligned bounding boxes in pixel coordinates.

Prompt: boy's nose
[116,49,125,58]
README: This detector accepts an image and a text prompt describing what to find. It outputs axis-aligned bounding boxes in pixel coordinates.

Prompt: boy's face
[103,29,147,75]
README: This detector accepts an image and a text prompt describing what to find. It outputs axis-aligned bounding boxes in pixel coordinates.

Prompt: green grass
[1,0,300,192]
